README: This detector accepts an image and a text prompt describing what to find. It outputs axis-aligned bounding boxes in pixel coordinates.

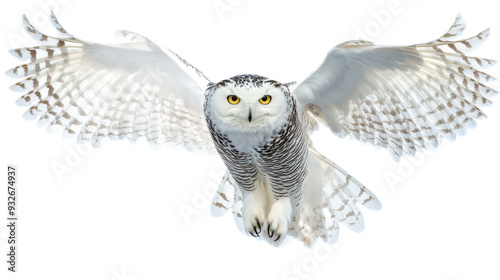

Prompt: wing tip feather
[8,48,25,61]
[9,83,26,93]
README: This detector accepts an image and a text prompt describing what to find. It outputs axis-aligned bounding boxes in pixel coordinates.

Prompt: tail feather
[293,148,381,246]
[210,170,233,217]
[210,170,246,235]
[319,151,382,211]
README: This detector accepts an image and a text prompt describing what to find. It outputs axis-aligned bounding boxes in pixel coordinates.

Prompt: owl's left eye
[259,95,272,105]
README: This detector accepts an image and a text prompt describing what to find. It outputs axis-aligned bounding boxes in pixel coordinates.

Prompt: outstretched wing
[7,12,214,152]
[294,14,496,160]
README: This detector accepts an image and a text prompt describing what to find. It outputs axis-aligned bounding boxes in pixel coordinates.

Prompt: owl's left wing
[7,12,214,151]
[293,14,496,160]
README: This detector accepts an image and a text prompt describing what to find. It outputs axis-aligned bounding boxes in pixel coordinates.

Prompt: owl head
[204,75,295,140]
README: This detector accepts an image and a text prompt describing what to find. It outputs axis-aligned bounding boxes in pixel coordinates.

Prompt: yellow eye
[259,95,272,105]
[227,95,240,105]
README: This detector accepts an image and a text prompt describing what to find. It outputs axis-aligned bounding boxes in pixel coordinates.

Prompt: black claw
[252,224,260,237]
[267,224,274,238]
[249,217,262,237]
[274,234,281,242]
[255,217,261,234]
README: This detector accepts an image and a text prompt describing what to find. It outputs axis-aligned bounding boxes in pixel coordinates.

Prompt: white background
[1,1,499,280]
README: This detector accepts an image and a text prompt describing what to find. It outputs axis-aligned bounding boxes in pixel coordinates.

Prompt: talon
[274,234,281,242]
[249,230,258,237]
[252,224,260,237]
[268,224,274,238]
[255,217,261,234]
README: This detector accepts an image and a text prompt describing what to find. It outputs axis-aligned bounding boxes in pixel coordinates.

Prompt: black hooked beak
[248,109,252,122]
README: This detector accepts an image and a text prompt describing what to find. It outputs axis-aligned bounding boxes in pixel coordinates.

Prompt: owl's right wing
[7,12,214,152]
[293,14,496,160]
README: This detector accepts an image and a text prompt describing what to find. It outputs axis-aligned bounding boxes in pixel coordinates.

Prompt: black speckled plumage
[204,75,308,202]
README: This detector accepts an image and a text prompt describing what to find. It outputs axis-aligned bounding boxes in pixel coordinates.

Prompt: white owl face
[205,76,290,136]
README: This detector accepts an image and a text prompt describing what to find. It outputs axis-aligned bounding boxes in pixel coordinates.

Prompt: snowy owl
[7,12,496,247]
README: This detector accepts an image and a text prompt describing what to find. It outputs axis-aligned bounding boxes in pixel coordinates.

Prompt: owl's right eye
[227,95,240,105]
